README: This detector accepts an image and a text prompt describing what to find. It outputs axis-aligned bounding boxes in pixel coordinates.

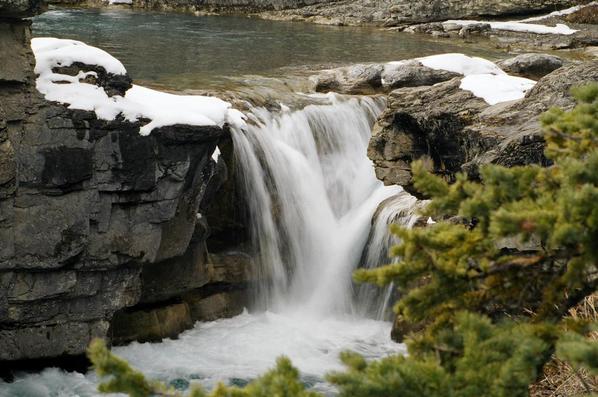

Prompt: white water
[1,94,415,396]
[356,192,425,320]
[235,93,401,313]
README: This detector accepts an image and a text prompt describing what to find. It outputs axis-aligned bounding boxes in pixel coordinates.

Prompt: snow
[212,147,221,161]
[31,37,246,136]
[385,54,536,105]
[108,0,132,4]
[419,53,505,76]
[521,2,597,22]
[460,74,536,105]
[443,19,578,35]
[32,37,126,75]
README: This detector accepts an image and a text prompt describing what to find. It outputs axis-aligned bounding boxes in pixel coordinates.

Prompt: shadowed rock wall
[0,1,255,364]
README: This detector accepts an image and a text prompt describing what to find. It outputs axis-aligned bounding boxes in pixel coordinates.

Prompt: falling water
[356,192,426,320]
[232,93,402,314]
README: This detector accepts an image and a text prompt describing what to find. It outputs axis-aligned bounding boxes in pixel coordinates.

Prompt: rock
[184,289,247,322]
[458,23,491,38]
[109,302,193,345]
[497,53,564,79]
[0,321,109,360]
[209,251,257,284]
[52,62,133,97]
[381,60,460,90]
[369,62,598,195]
[312,64,383,95]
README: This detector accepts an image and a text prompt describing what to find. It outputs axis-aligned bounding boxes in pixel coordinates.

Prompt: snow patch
[460,74,536,105]
[385,54,536,105]
[521,2,598,22]
[108,0,132,4]
[32,37,246,136]
[419,53,505,76]
[443,20,578,35]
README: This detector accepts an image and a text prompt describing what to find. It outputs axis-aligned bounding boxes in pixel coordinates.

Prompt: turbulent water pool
[0,9,505,397]
[33,7,504,90]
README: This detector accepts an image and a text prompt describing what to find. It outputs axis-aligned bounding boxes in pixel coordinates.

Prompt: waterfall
[356,192,425,320]
[232,93,403,315]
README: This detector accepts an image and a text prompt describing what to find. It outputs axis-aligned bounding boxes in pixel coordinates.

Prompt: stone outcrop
[368,61,598,195]
[0,1,255,365]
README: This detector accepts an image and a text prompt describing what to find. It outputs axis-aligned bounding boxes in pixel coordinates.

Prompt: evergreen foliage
[89,84,598,396]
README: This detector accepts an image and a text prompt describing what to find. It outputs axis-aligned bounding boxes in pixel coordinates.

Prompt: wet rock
[497,53,564,80]
[369,62,598,196]
[110,302,193,345]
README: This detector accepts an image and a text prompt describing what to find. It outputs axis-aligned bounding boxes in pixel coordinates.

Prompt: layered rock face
[368,61,598,195]
[0,4,254,363]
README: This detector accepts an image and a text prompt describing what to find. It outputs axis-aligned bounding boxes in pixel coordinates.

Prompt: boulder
[312,64,383,95]
[497,53,564,80]
[381,60,460,90]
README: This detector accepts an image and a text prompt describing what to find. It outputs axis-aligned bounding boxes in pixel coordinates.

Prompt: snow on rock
[31,37,246,136]
[460,74,536,105]
[418,53,505,76]
[443,20,578,35]
[521,1,598,22]
[32,37,127,75]
[385,54,536,105]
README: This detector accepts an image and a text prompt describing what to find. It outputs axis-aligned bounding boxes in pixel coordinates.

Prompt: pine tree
[88,83,598,397]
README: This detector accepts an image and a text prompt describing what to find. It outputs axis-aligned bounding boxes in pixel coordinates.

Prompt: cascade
[231,93,405,315]
[356,192,426,320]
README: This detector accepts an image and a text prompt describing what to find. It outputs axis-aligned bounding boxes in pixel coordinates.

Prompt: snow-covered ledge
[32,37,246,136]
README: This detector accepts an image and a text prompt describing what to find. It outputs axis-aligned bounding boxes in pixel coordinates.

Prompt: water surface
[33,8,505,90]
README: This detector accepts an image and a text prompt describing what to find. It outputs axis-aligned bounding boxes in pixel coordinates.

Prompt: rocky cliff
[73,0,581,26]
[0,1,254,367]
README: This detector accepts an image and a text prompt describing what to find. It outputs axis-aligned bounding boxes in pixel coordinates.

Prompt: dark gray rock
[497,53,564,80]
